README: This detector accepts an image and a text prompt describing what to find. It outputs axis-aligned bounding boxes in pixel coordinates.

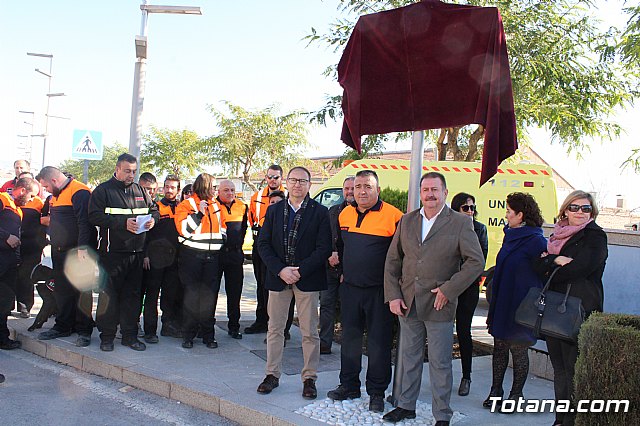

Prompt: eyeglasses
[567,204,592,213]
[266,175,281,180]
[287,177,309,185]
[461,205,476,212]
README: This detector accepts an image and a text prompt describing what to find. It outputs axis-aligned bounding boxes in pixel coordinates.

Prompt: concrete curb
[10,327,321,426]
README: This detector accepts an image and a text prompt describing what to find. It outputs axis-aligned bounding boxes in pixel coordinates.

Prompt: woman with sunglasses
[485,192,547,410]
[534,190,608,426]
[450,192,488,396]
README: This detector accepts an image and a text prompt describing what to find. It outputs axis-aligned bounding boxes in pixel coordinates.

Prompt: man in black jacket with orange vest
[88,154,159,352]
[140,174,182,342]
[36,167,97,346]
[215,179,248,340]
[0,177,38,350]
[327,170,403,412]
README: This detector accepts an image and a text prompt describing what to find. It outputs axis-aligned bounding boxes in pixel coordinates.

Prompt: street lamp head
[46,92,66,97]
[27,52,53,58]
[19,110,35,114]
[140,5,202,14]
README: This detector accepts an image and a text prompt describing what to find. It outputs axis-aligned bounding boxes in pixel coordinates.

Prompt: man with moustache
[1,177,38,350]
[319,176,355,355]
[383,172,484,425]
[35,167,96,346]
[1,159,30,195]
[245,165,285,335]
[88,154,159,352]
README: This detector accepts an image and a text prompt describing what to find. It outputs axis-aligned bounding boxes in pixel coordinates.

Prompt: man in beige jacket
[383,172,484,425]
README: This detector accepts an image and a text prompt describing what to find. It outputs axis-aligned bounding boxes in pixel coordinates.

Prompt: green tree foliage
[306,0,638,161]
[204,101,309,191]
[58,142,128,187]
[380,187,408,213]
[141,126,210,179]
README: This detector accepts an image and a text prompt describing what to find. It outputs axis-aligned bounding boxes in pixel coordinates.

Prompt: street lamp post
[27,52,66,168]
[128,1,202,169]
[18,110,35,164]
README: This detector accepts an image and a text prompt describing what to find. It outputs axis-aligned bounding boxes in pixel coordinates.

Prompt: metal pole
[83,160,89,184]
[42,56,53,168]
[129,1,149,168]
[389,130,425,406]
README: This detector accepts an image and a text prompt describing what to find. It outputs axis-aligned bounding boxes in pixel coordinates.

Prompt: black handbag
[515,267,585,343]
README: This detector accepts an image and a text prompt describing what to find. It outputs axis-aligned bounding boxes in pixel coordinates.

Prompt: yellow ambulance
[311,159,558,269]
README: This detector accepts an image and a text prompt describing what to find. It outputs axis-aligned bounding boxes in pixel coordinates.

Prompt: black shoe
[382,407,416,423]
[284,330,291,340]
[435,421,450,426]
[205,339,218,349]
[122,338,146,351]
[0,373,4,383]
[320,344,332,355]
[327,384,361,400]
[302,378,317,399]
[144,334,159,344]
[369,395,385,412]
[0,339,21,350]
[483,386,504,408]
[228,330,242,339]
[100,341,114,352]
[257,374,279,394]
[500,393,524,414]
[182,340,193,349]
[75,335,91,347]
[244,323,268,334]
[38,329,71,340]
[458,378,471,396]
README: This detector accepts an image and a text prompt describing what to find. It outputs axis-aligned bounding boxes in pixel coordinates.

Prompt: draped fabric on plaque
[338,0,517,186]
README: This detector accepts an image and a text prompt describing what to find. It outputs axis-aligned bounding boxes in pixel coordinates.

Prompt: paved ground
[6,264,556,425]
[0,349,236,426]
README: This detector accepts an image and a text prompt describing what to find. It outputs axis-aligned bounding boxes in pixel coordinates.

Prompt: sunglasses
[567,204,592,213]
[461,205,476,212]
[266,175,281,180]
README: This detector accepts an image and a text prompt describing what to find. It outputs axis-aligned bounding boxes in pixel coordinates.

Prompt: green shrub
[574,312,640,425]
[380,187,408,213]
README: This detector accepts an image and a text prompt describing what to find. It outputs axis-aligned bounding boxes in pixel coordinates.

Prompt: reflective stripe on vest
[181,198,223,238]
[104,207,149,215]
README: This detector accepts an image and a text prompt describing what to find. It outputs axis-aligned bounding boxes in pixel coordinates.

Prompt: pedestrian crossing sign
[72,129,103,160]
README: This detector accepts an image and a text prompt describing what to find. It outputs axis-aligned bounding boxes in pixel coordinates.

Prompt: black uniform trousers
[96,252,143,343]
[319,268,340,348]
[140,257,180,335]
[180,249,220,343]
[339,282,393,396]
[16,254,40,312]
[0,267,18,343]
[251,243,269,326]
[51,249,94,336]
[455,281,479,379]
[159,262,182,330]
[547,336,579,426]
[217,248,244,332]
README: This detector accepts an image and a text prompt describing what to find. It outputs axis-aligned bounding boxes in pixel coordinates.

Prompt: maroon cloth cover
[338,0,517,185]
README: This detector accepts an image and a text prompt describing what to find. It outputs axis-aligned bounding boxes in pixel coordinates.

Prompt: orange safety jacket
[0,192,23,270]
[248,185,285,230]
[174,194,226,252]
[337,199,403,287]
[216,197,248,249]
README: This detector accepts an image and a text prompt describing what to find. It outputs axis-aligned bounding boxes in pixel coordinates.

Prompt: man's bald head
[217,179,236,204]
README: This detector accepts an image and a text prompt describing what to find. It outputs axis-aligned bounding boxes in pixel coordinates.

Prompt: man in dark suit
[383,172,484,425]
[256,166,331,400]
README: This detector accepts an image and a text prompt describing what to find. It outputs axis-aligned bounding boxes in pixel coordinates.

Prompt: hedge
[574,312,640,425]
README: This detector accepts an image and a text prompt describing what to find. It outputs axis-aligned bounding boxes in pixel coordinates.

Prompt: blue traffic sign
[72,129,103,160]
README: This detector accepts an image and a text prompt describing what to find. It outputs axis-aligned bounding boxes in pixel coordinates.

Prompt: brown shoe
[257,374,279,394]
[302,378,317,399]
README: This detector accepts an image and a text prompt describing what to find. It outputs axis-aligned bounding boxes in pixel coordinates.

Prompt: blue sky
[1,0,638,208]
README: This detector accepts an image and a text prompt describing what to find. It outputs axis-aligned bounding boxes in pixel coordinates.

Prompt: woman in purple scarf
[534,190,608,426]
